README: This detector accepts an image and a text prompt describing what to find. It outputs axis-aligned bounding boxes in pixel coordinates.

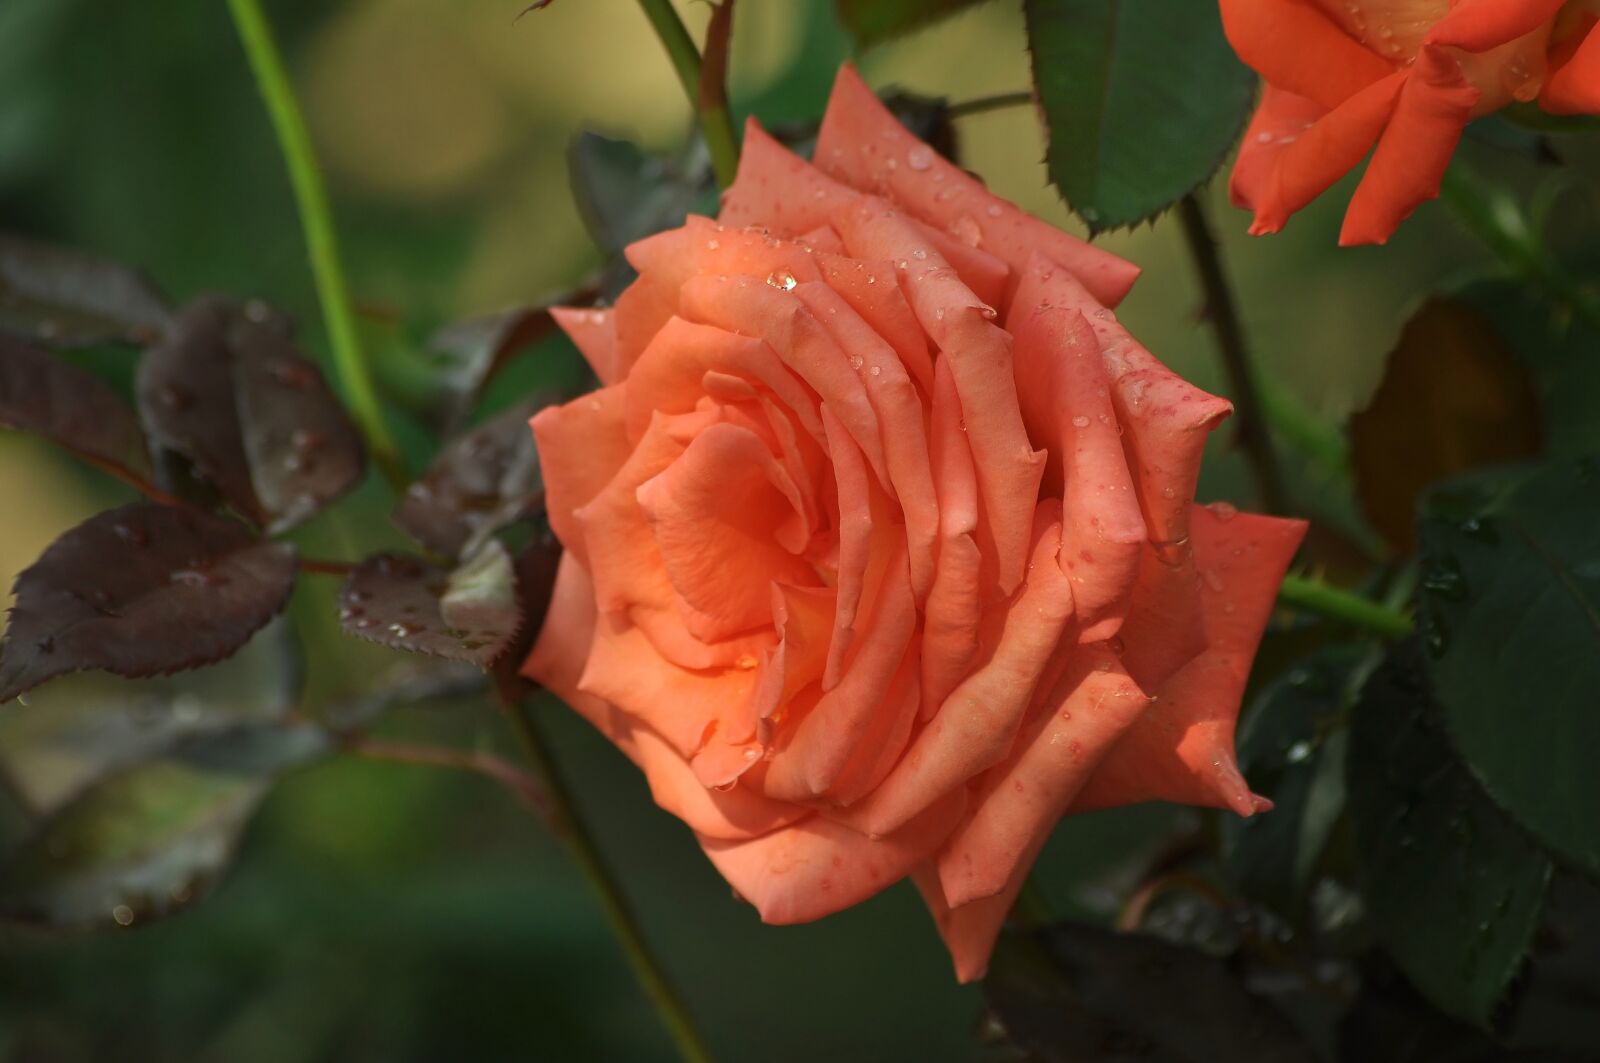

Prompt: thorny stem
[225,0,406,490]
[1277,573,1414,639]
[344,737,551,815]
[1176,195,1289,515]
[633,0,740,188]
[506,701,716,1063]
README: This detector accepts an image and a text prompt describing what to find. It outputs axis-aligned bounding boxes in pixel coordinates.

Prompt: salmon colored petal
[913,862,1019,983]
[1229,87,1329,217]
[834,199,1046,596]
[1115,545,1210,693]
[626,215,824,293]
[798,224,846,254]
[611,274,680,382]
[794,280,939,601]
[531,386,632,568]
[750,583,835,729]
[630,724,806,841]
[578,612,762,787]
[1219,0,1396,110]
[920,357,984,719]
[719,122,1011,310]
[521,553,616,733]
[678,273,892,492]
[1028,269,1231,552]
[1008,257,1145,642]
[637,422,820,643]
[1340,47,1479,246]
[840,503,1074,837]
[1256,75,1407,235]
[761,542,917,801]
[550,306,618,384]
[824,645,921,806]
[623,315,824,447]
[937,646,1148,907]
[818,404,896,690]
[1072,506,1308,815]
[702,788,967,925]
[1542,18,1600,114]
[814,65,1140,309]
[1424,0,1565,51]
[814,252,935,397]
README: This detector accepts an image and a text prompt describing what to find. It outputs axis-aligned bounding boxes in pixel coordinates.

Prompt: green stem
[947,90,1034,120]
[225,0,406,490]
[1277,573,1414,639]
[1176,194,1289,515]
[507,702,716,1063]
[634,0,740,188]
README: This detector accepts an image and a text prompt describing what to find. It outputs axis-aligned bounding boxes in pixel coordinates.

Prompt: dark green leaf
[0,333,151,482]
[0,721,328,929]
[1457,279,1600,459]
[1223,645,1370,919]
[0,503,298,702]
[392,397,551,560]
[0,618,300,816]
[338,543,522,668]
[1350,297,1543,553]
[834,0,991,47]
[0,231,171,349]
[1348,640,1553,1026]
[1025,0,1255,233]
[984,922,1316,1062]
[1417,459,1600,876]
[136,297,365,533]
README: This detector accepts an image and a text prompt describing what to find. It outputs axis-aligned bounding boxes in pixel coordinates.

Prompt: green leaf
[1417,458,1600,876]
[1457,279,1600,459]
[1222,646,1369,919]
[1348,640,1553,1026]
[1025,0,1256,234]
[833,0,991,47]
[0,722,328,929]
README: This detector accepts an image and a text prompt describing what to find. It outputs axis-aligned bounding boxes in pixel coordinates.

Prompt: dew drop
[906,146,933,171]
[112,905,135,927]
[985,203,1002,218]
[1205,500,1239,522]
[1071,415,1090,428]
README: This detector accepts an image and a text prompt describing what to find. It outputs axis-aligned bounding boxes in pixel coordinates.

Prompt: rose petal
[1072,505,1308,815]
[1424,0,1565,51]
[701,787,967,925]
[1542,17,1600,114]
[839,502,1075,837]
[522,553,617,735]
[834,200,1046,596]
[630,724,806,840]
[550,306,618,383]
[531,386,632,568]
[912,863,1017,983]
[1009,259,1146,642]
[1339,47,1479,246]
[814,65,1140,309]
[637,422,821,643]
[936,645,1149,907]
[920,356,984,719]
[1218,0,1396,111]
[794,280,939,601]
[1229,87,1329,218]
[813,251,934,397]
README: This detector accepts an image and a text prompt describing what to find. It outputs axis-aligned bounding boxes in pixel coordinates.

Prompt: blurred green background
[0,0,1563,1059]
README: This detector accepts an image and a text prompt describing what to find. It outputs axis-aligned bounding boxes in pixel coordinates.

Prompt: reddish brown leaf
[424,305,571,431]
[0,504,298,702]
[0,334,151,481]
[338,544,523,668]
[0,232,172,349]
[1349,298,1542,552]
[136,298,364,533]
[392,398,551,560]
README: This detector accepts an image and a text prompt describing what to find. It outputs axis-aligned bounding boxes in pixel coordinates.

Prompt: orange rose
[1223,0,1600,244]
[524,65,1306,981]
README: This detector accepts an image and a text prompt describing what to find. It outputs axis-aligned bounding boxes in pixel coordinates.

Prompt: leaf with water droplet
[1418,459,1600,877]
[0,503,298,703]
[0,231,172,349]
[0,720,328,929]
[137,297,364,533]
[392,397,553,560]
[1348,639,1552,1026]
[0,333,152,484]
[338,546,523,668]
